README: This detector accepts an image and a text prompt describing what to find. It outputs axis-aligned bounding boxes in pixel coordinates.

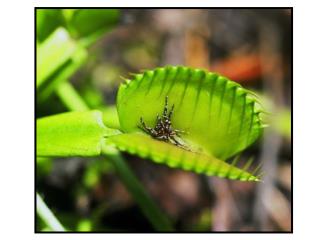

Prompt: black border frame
[35,7,293,234]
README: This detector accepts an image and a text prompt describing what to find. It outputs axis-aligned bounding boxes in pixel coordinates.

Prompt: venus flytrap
[37,66,265,231]
[37,66,265,182]
[115,66,265,181]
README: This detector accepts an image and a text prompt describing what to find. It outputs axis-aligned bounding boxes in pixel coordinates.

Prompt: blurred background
[36,9,292,232]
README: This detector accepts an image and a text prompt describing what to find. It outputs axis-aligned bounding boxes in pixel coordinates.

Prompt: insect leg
[174,129,186,137]
[168,104,174,119]
[139,117,153,134]
[170,136,183,146]
[156,135,169,142]
[170,136,190,150]
[163,96,169,116]
[155,113,163,126]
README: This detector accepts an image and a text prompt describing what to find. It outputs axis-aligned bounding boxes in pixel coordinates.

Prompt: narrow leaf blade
[37,28,79,89]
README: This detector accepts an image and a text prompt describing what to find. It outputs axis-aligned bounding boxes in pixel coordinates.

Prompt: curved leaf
[117,66,263,160]
[106,133,259,181]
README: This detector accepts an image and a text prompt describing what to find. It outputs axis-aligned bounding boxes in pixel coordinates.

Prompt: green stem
[56,82,89,111]
[102,144,173,231]
[56,81,174,231]
[37,193,66,231]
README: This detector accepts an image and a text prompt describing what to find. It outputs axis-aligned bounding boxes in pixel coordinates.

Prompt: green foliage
[37,9,120,44]
[257,93,291,140]
[37,66,264,181]
[107,133,258,181]
[83,159,114,188]
[273,109,291,139]
[115,66,264,180]
[102,106,121,129]
[36,157,52,177]
[36,9,120,102]
[37,110,120,157]
[76,219,92,232]
[37,27,85,89]
[118,66,263,160]
[37,9,66,43]
[66,9,119,39]
[36,9,175,232]
[36,9,266,232]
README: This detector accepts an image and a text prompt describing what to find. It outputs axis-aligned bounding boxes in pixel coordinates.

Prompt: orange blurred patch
[211,54,262,83]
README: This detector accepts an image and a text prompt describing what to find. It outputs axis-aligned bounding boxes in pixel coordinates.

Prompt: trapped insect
[139,96,188,149]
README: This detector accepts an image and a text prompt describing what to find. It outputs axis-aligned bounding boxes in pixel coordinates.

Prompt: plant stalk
[55,81,174,231]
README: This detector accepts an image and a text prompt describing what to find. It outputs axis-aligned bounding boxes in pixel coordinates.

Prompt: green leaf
[107,133,259,181]
[56,82,90,112]
[66,9,120,39]
[115,66,264,181]
[117,66,263,160]
[37,9,119,45]
[38,48,87,103]
[41,84,174,231]
[101,106,120,129]
[37,27,79,88]
[36,9,66,43]
[37,110,120,157]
